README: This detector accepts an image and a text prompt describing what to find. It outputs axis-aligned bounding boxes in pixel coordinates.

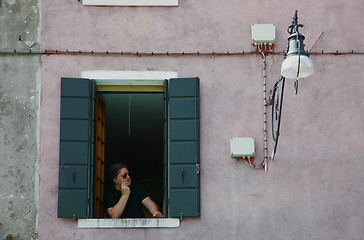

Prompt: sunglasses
[122,173,130,179]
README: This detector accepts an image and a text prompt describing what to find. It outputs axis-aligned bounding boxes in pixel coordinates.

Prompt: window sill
[78,218,180,228]
[82,0,178,6]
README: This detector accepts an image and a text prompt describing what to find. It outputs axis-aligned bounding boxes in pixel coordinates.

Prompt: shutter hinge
[195,163,200,174]
[60,163,65,169]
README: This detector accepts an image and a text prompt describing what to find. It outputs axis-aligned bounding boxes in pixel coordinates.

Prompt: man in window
[104,163,163,218]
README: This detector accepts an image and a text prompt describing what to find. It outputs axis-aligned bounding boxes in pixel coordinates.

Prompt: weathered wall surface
[38,0,363,240]
[0,0,40,50]
[0,0,40,239]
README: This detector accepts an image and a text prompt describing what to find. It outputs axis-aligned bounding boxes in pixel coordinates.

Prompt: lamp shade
[281,31,314,79]
[281,54,314,79]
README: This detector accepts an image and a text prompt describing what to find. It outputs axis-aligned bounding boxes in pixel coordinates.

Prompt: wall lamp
[271,10,314,161]
[281,10,314,92]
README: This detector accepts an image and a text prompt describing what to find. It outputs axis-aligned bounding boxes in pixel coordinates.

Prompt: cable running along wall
[0,49,363,56]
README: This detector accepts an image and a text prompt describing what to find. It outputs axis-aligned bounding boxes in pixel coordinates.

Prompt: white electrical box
[252,24,276,44]
[230,137,255,158]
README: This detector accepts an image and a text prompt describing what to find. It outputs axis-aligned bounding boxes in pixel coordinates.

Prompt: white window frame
[82,0,178,6]
[78,218,180,228]
[81,70,178,84]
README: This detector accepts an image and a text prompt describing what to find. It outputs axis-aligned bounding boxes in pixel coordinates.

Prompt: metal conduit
[261,50,268,172]
[256,44,269,171]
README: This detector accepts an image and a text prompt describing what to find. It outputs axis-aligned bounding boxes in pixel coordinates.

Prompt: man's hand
[153,211,163,218]
[142,197,163,218]
[120,182,130,197]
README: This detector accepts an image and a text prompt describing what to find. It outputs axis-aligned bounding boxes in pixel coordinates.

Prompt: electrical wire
[0,49,363,56]
[294,33,301,95]
[271,76,285,161]
[243,157,264,169]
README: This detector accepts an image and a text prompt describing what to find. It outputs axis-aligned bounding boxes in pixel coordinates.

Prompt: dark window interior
[98,92,164,216]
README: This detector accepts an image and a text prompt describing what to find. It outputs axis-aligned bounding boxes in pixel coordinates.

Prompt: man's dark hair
[109,163,128,180]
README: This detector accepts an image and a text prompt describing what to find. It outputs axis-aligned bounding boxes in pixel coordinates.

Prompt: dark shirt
[104,181,149,218]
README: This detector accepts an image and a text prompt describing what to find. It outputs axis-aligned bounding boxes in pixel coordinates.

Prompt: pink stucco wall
[39,0,364,239]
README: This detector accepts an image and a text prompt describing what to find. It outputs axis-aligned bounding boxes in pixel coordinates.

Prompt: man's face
[114,167,131,187]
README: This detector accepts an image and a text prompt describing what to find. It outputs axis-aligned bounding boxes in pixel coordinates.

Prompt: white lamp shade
[281,54,314,79]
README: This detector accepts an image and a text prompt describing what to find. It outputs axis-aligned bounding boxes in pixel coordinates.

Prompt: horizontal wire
[0,49,256,55]
[0,49,363,56]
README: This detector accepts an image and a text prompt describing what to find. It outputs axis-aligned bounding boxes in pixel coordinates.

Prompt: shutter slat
[60,142,89,165]
[169,189,200,218]
[170,165,197,188]
[170,142,197,164]
[61,98,89,119]
[58,190,88,218]
[58,165,88,188]
[170,120,199,141]
[60,119,89,141]
[170,98,197,119]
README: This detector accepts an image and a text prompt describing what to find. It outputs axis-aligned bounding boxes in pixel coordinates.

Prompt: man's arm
[141,197,163,218]
[106,185,130,218]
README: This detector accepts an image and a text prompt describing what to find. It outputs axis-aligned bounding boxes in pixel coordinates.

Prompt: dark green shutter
[58,78,95,218]
[166,77,200,218]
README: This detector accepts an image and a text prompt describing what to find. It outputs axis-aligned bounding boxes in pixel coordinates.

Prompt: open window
[58,77,200,219]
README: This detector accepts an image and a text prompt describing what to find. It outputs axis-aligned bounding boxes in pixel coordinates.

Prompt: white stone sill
[78,218,180,228]
[82,0,178,6]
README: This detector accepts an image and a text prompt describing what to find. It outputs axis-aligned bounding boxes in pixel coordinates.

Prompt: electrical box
[230,137,255,158]
[252,24,276,44]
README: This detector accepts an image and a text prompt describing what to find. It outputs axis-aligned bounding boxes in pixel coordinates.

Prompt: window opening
[95,91,164,218]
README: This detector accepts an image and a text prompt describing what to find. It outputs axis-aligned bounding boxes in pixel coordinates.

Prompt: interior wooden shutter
[166,77,200,218]
[94,96,106,218]
[58,78,95,218]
